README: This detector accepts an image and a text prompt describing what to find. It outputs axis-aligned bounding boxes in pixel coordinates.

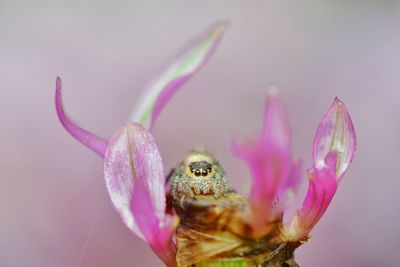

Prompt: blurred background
[1,1,400,266]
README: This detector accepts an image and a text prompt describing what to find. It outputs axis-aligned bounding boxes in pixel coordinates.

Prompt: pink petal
[313,97,356,178]
[104,122,177,265]
[130,21,228,130]
[262,89,291,152]
[55,77,108,157]
[231,140,292,208]
[285,165,338,240]
[231,91,297,202]
[231,91,299,233]
[301,168,338,229]
[131,178,178,266]
[284,98,357,240]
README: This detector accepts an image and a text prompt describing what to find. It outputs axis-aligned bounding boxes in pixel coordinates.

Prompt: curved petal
[231,90,299,235]
[284,98,356,241]
[262,89,291,152]
[231,140,292,208]
[104,122,177,265]
[284,165,338,240]
[130,21,228,129]
[301,167,338,230]
[231,91,298,208]
[313,97,356,178]
[55,77,108,157]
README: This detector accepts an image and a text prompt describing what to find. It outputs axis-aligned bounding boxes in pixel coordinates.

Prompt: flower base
[172,193,301,267]
[195,248,299,267]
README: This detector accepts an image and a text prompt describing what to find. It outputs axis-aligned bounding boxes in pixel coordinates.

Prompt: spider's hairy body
[169,151,231,199]
[168,150,301,267]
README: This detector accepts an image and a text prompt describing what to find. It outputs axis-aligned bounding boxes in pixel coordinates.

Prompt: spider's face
[179,151,218,179]
[189,160,213,177]
[170,150,231,198]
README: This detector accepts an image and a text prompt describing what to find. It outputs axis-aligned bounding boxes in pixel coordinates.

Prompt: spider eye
[189,161,213,177]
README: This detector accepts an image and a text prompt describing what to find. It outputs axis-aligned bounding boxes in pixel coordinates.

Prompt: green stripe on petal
[284,98,356,241]
[131,22,228,129]
[312,97,356,179]
[104,122,178,266]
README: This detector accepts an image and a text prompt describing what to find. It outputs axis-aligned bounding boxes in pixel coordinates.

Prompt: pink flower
[55,22,356,266]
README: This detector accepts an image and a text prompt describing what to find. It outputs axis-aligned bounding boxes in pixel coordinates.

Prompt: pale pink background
[1,1,399,266]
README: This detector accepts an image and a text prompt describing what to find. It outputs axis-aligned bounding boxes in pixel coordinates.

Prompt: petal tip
[331,97,347,112]
[313,97,356,178]
[130,21,227,129]
[56,76,61,89]
[333,96,341,103]
[54,77,107,157]
[210,20,230,33]
[267,84,280,96]
[262,86,291,150]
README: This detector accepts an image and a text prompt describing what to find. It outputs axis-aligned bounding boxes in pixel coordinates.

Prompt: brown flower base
[170,193,303,267]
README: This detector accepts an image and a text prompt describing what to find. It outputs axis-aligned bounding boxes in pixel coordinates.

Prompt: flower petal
[130,21,228,129]
[104,122,177,265]
[313,97,356,178]
[55,77,108,157]
[262,89,291,152]
[231,140,292,208]
[131,176,178,266]
[231,91,297,203]
[284,98,356,240]
[231,91,299,235]
[284,165,338,240]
